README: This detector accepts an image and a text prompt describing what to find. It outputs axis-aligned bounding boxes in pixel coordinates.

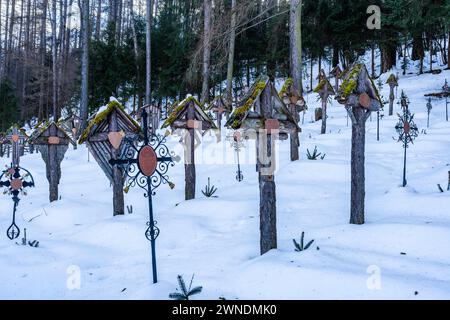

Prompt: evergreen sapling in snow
[293,232,315,252]
[169,275,203,300]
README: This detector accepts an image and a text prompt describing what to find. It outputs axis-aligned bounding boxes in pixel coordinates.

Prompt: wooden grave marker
[226,77,299,255]
[29,122,75,202]
[161,96,217,200]
[78,100,141,216]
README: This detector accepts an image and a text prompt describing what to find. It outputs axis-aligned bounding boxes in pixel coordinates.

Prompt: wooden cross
[6,127,27,166]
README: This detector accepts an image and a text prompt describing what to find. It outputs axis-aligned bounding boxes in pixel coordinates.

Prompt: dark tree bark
[79,0,90,137]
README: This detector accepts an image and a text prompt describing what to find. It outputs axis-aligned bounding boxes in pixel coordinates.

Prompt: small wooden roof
[330,66,342,77]
[209,96,231,113]
[225,77,299,132]
[161,95,217,130]
[78,100,141,144]
[29,122,76,146]
[279,78,307,110]
[386,74,398,86]
[336,62,382,107]
[314,76,335,97]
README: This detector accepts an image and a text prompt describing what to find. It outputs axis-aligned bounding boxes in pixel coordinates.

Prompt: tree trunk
[290,0,303,95]
[201,0,212,104]
[51,0,59,120]
[79,0,90,137]
[350,106,367,225]
[225,0,236,104]
[448,31,450,69]
[145,0,152,105]
[95,0,101,39]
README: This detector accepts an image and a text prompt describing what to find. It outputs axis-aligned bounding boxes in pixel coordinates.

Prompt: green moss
[227,80,267,129]
[338,63,363,99]
[314,78,335,95]
[386,74,398,85]
[78,100,139,144]
[279,78,294,98]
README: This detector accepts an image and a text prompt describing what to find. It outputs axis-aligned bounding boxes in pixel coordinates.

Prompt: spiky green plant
[293,232,315,252]
[169,275,203,301]
[202,177,218,198]
[306,146,325,160]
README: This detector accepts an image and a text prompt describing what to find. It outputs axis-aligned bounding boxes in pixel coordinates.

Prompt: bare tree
[145,0,152,105]
[201,0,212,104]
[290,0,303,94]
[79,0,90,135]
[226,0,236,104]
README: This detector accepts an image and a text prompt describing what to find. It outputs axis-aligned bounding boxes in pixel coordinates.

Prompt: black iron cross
[443,79,449,122]
[228,131,244,182]
[395,91,419,187]
[109,108,175,284]
[426,98,432,128]
[0,166,35,239]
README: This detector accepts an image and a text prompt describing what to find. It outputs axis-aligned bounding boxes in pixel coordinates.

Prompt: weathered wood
[185,101,196,200]
[349,106,367,224]
[109,109,125,216]
[321,93,328,134]
[389,84,395,116]
[288,104,299,161]
[259,85,277,254]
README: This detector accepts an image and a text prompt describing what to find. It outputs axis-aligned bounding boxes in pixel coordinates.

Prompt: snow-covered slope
[1,65,450,299]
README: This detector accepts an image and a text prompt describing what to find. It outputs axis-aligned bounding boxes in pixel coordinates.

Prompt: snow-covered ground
[1,61,450,299]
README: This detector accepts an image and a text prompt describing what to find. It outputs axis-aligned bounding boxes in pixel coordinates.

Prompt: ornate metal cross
[395,91,419,187]
[443,79,449,122]
[0,165,35,239]
[426,98,432,128]
[228,131,245,182]
[109,108,175,284]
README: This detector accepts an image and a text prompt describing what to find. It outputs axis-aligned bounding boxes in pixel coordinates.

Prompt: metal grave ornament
[228,131,245,182]
[426,98,432,128]
[0,165,35,239]
[109,108,175,284]
[395,91,419,187]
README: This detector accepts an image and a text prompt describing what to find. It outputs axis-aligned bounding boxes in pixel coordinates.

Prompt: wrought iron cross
[109,108,175,284]
[0,166,35,239]
[228,131,245,182]
[395,91,419,187]
[426,98,432,128]
[443,79,449,122]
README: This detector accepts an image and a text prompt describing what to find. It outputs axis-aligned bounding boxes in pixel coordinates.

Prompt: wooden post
[185,101,196,200]
[48,124,59,202]
[349,106,367,224]
[109,109,125,215]
[339,64,381,225]
[321,93,328,134]
[259,85,277,255]
[389,83,395,116]
[289,103,300,161]
[11,127,20,166]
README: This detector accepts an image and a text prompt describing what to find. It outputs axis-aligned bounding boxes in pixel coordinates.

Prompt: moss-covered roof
[336,62,381,104]
[226,78,268,130]
[161,95,217,129]
[386,74,398,86]
[314,77,335,95]
[330,66,342,76]
[29,121,76,146]
[78,100,140,144]
[279,78,294,98]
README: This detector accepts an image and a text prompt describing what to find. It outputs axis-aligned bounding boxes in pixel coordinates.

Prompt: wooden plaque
[359,93,371,109]
[265,119,280,133]
[187,120,201,129]
[48,136,60,145]
[138,145,157,177]
[11,135,19,143]
[108,132,124,150]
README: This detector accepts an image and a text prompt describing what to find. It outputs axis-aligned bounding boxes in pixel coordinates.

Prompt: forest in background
[0,0,449,132]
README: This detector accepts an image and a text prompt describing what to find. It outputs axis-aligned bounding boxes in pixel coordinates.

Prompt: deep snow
[1,60,450,300]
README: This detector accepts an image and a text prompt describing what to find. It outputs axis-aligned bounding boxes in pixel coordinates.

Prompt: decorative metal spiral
[145,221,160,241]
